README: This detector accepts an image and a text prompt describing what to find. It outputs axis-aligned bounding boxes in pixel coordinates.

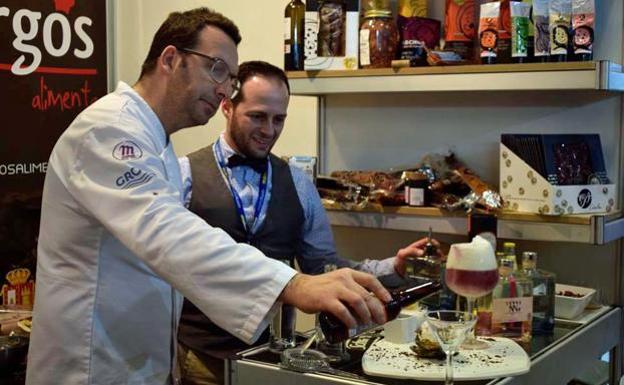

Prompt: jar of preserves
[402,171,429,206]
[359,10,399,68]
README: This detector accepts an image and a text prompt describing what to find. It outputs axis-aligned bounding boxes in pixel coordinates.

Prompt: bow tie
[227,154,268,173]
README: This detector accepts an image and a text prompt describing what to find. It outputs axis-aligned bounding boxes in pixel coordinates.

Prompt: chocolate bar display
[500,134,615,215]
[502,134,609,186]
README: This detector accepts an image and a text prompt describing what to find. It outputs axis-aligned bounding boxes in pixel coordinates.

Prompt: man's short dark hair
[231,61,291,105]
[139,7,241,79]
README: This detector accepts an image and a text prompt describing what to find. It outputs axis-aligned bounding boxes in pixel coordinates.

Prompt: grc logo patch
[113,141,143,160]
[115,167,154,189]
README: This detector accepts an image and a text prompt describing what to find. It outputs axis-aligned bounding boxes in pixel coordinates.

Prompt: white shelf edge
[326,210,624,244]
[290,61,624,95]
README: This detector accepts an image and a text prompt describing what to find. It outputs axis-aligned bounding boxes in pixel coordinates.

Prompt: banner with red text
[0,0,108,308]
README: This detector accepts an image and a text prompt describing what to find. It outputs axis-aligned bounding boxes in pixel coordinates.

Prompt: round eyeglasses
[178,47,240,97]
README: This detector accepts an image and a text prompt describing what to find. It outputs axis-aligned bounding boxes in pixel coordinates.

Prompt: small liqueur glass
[425,311,477,385]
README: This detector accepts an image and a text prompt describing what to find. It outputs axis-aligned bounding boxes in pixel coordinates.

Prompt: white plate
[362,337,530,381]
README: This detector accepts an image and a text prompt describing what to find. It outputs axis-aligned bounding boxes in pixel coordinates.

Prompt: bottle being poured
[318,280,441,344]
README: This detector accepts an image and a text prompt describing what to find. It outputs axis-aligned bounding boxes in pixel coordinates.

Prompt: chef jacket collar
[116,81,168,149]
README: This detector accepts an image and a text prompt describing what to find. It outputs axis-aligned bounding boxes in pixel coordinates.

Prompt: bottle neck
[395,281,441,307]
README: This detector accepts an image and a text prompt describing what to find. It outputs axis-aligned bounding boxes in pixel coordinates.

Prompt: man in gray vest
[177,61,438,385]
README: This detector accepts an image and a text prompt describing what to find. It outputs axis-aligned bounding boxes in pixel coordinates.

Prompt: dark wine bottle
[318,280,441,344]
[284,0,305,71]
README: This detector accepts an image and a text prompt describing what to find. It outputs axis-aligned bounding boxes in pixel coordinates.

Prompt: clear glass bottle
[502,241,518,270]
[284,0,306,70]
[491,258,533,347]
[522,251,555,335]
[405,227,440,279]
[359,8,399,68]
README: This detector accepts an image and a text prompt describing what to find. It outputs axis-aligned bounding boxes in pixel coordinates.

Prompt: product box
[500,142,616,215]
[284,155,317,183]
[304,0,359,70]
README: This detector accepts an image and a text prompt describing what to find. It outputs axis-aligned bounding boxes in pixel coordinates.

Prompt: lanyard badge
[214,141,269,242]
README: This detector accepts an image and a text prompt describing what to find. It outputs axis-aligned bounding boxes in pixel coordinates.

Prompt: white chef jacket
[26,82,296,385]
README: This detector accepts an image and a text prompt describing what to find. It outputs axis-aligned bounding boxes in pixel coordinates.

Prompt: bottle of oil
[319,280,441,343]
[284,0,305,70]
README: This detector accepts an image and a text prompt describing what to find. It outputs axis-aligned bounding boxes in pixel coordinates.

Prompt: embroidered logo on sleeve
[113,141,143,160]
[115,167,154,189]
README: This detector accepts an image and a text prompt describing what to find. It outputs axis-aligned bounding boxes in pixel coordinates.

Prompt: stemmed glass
[425,310,476,385]
[444,236,498,349]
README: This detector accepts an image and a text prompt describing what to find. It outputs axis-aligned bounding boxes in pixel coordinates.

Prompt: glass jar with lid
[361,0,391,13]
[359,9,399,68]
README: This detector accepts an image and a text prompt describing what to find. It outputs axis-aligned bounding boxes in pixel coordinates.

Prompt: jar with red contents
[359,10,399,68]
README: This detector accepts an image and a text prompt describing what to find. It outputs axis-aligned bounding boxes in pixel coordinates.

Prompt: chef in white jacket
[26,8,391,385]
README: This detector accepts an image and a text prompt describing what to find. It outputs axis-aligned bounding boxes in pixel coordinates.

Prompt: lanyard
[214,140,269,240]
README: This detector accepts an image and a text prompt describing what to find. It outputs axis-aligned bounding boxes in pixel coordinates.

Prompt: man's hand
[279,268,392,329]
[394,237,445,276]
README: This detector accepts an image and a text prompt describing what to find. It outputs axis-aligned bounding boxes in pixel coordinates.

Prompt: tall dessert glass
[444,236,498,349]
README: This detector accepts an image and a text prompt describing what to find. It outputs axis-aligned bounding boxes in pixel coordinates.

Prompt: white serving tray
[556,305,611,325]
[362,336,530,381]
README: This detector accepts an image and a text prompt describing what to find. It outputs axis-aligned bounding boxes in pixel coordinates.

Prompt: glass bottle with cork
[319,280,441,343]
[284,0,305,71]
[521,251,555,335]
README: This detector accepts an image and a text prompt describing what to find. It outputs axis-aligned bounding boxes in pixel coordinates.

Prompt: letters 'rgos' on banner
[0,0,108,308]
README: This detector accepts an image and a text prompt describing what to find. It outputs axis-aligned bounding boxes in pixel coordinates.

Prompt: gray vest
[178,145,304,358]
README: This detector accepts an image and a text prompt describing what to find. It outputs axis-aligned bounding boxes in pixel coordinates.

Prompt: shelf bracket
[599,61,624,91]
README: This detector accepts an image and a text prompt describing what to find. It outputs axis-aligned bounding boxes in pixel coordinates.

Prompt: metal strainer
[280,348,361,379]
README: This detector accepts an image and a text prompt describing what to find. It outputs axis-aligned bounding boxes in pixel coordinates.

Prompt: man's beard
[230,122,271,160]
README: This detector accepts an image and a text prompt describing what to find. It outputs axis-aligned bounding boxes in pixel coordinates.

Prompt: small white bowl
[384,312,424,344]
[555,283,596,320]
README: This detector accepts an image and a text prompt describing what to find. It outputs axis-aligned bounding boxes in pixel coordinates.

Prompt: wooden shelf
[287,61,624,95]
[323,204,624,244]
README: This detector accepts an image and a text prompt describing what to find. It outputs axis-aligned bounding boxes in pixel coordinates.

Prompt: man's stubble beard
[229,119,272,160]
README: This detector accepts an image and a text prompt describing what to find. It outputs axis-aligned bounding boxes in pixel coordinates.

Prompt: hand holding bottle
[394,235,444,277]
[279,268,391,329]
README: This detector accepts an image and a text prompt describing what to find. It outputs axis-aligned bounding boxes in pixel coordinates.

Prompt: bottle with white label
[522,251,555,335]
[284,0,305,70]
[491,258,533,347]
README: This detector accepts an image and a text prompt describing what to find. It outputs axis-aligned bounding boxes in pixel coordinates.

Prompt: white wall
[113,0,317,157]
[112,0,320,331]
[112,0,623,322]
